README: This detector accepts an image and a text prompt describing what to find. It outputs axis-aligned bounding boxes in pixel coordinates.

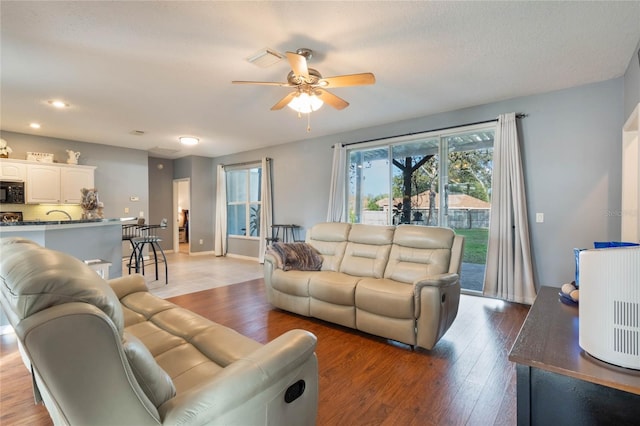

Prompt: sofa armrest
[108,274,149,299]
[413,273,459,290]
[159,329,318,425]
[264,251,281,269]
[413,273,459,318]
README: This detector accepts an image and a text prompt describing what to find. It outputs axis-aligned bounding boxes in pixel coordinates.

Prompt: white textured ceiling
[1,1,639,159]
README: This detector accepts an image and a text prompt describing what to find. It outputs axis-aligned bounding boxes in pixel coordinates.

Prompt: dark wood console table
[509,286,640,425]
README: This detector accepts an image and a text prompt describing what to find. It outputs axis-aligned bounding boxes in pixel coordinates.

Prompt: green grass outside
[454,228,488,264]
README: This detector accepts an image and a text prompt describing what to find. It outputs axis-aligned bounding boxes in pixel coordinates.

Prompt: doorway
[173,178,190,255]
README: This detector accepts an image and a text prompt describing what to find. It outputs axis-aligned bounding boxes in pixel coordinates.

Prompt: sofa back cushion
[340,224,394,278]
[384,225,455,283]
[0,237,124,334]
[306,222,351,271]
[122,332,176,407]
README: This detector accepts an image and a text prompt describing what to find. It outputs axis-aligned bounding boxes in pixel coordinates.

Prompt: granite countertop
[0,217,136,227]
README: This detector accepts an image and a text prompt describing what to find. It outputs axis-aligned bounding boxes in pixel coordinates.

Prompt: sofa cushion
[384,225,454,282]
[0,238,124,334]
[122,332,176,407]
[271,269,313,296]
[339,224,394,278]
[309,272,360,305]
[393,225,454,250]
[307,222,350,271]
[348,224,395,246]
[355,278,414,319]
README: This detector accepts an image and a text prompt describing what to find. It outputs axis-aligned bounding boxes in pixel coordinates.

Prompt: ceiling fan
[232,48,375,113]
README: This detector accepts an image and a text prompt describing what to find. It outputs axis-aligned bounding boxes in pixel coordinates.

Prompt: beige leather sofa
[264,223,464,350]
[0,237,318,425]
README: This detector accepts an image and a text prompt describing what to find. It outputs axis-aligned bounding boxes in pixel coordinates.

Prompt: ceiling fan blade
[232,80,293,87]
[318,73,376,88]
[271,91,298,110]
[286,51,309,79]
[316,89,349,110]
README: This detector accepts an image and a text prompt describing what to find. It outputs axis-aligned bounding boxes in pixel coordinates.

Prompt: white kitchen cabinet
[26,163,96,204]
[27,164,61,203]
[61,167,94,204]
[0,160,27,181]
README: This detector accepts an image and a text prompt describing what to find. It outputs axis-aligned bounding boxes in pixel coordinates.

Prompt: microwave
[0,181,25,204]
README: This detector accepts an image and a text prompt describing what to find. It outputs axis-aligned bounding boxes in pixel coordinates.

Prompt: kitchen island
[0,218,134,279]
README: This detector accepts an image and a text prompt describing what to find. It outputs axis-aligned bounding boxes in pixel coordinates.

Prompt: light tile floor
[122,251,263,299]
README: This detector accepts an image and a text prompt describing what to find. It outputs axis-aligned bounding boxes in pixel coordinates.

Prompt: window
[347,125,495,229]
[226,166,261,237]
[346,124,495,293]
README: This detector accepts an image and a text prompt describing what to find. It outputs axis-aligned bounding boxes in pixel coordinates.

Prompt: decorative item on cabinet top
[66,150,81,164]
[0,139,12,159]
[26,152,54,163]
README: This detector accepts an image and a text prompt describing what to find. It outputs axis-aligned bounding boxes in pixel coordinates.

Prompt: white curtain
[214,164,227,256]
[326,143,347,222]
[483,113,536,304]
[259,157,273,263]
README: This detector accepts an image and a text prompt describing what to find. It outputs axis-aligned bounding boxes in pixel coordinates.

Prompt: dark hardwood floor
[0,279,529,425]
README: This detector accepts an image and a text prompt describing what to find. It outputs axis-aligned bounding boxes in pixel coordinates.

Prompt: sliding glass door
[347,125,495,293]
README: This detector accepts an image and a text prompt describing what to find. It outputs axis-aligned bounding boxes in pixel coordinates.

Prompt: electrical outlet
[536,213,544,223]
[199,239,203,245]
[139,211,144,217]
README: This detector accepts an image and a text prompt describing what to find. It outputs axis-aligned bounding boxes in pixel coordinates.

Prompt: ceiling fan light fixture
[287,92,323,114]
[179,136,199,145]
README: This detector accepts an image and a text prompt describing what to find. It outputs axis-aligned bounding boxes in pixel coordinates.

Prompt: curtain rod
[221,158,271,168]
[340,113,527,148]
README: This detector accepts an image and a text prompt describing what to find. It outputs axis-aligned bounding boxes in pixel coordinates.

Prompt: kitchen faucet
[46,210,72,221]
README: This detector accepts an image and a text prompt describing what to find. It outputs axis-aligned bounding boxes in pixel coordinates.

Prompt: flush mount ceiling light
[179,137,199,145]
[48,100,69,108]
[29,123,41,129]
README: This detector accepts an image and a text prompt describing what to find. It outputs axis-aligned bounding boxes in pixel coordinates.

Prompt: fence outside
[361,208,490,229]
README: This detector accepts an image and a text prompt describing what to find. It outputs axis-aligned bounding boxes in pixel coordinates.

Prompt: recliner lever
[284,380,306,403]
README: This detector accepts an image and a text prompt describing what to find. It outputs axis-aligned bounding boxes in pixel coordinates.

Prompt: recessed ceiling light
[179,137,199,145]
[48,100,69,108]
[30,123,41,129]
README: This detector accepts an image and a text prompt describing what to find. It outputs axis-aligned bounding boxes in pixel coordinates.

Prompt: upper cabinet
[27,164,61,203]
[61,167,94,204]
[0,158,96,204]
[0,160,27,181]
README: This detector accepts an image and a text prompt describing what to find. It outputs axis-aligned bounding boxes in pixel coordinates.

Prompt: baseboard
[189,250,216,256]
[226,253,260,262]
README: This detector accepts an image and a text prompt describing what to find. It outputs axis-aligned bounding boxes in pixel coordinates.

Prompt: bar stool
[125,224,168,284]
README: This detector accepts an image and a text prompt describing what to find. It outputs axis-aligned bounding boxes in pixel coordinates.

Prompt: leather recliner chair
[0,237,318,425]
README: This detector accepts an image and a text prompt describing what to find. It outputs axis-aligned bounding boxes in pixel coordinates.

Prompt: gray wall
[174,156,215,253]
[148,157,174,250]
[0,131,149,220]
[215,77,626,289]
[624,37,640,119]
[3,34,638,286]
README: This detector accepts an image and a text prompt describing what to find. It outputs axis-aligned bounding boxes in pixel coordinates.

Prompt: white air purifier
[579,247,640,370]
